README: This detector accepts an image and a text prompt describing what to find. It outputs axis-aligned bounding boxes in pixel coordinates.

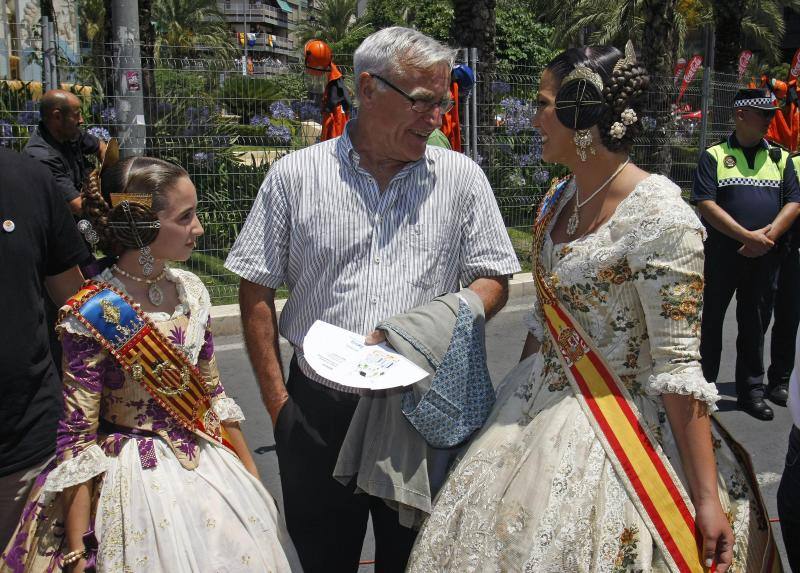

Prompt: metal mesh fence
[0,44,742,303]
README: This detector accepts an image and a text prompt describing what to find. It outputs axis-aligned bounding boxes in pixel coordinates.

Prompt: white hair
[353,27,457,92]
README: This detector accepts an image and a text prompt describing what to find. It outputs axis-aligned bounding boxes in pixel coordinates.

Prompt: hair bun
[107,201,161,248]
[555,78,606,130]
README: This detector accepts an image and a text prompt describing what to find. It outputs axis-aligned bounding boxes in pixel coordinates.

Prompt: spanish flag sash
[63,280,236,456]
[533,178,782,572]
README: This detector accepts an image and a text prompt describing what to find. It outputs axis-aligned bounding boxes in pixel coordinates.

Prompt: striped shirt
[225,122,520,392]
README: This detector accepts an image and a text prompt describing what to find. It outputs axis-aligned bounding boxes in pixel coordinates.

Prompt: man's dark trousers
[273,357,418,573]
[777,425,800,571]
[769,244,800,389]
[699,240,780,396]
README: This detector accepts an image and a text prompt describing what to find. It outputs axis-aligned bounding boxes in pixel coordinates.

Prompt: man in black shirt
[24,89,106,215]
[0,148,87,547]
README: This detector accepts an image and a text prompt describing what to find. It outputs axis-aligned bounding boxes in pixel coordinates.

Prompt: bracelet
[62,548,86,566]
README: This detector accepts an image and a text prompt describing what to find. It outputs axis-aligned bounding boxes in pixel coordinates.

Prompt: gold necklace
[111,264,167,306]
[566,158,630,237]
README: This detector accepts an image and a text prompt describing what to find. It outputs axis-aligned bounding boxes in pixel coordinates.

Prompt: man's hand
[268,394,289,427]
[365,330,387,345]
[737,225,774,257]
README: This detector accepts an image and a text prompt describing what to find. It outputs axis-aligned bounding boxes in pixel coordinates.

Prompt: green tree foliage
[151,0,236,59]
[495,0,555,75]
[296,0,370,46]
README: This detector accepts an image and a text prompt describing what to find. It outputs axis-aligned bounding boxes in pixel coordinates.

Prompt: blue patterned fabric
[399,299,495,448]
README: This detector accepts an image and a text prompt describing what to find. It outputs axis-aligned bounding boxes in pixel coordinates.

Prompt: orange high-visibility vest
[321,63,351,141]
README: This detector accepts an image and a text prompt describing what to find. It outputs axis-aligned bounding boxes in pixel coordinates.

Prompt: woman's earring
[574,129,596,162]
[138,245,155,276]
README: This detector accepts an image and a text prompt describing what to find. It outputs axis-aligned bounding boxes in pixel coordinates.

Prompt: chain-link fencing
[0,43,741,303]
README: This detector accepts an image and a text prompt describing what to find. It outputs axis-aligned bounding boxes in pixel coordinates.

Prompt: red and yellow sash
[533,178,706,572]
[64,280,236,455]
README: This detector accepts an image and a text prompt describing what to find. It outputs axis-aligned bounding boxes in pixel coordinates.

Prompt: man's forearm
[468,275,509,320]
[238,279,287,422]
[696,201,749,242]
[768,202,800,240]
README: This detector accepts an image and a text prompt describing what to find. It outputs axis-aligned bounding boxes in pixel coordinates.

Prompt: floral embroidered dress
[1,268,301,573]
[407,175,768,572]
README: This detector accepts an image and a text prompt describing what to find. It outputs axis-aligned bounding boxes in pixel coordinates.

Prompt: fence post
[470,47,478,163]
[111,0,146,157]
[41,13,57,90]
[698,24,715,154]
[462,47,470,158]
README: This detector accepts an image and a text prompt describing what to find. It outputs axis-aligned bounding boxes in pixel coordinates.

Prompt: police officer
[692,87,800,421]
[768,151,800,407]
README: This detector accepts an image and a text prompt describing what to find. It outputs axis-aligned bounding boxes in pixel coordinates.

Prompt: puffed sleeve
[44,323,111,492]
[627,224,720,410]
[198,320,245,423]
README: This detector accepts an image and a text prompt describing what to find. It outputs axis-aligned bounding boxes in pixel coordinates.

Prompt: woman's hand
[694,499,734,571]
[68,557,87,573]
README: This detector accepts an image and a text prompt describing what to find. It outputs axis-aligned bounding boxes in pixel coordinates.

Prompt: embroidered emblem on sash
[153,361,192,396]
[557,327,588,366]
[723,155,737,168]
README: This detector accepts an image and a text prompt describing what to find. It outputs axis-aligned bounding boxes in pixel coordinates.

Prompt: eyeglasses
[370,74,454,115]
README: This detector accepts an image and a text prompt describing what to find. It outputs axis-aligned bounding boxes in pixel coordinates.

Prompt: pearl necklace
[566,158,630,237]
[111,264,167,306]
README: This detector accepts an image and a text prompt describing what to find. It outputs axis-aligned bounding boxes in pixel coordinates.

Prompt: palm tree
[296,0,368,46]
[452,0,497,128]
[151,0,235,59]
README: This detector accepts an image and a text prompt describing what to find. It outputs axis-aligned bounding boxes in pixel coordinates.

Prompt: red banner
[790,48,800,81]
[673,58,687,87]
[676,55,703,103]
[738,50,753,81]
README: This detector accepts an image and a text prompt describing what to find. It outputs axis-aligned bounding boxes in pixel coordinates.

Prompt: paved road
[214,299,792,570]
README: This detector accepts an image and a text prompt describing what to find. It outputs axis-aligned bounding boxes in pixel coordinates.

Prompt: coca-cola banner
[677,55,703,103]
[738,50,753,81]
[790,48,800,80]
[673,58,687,86]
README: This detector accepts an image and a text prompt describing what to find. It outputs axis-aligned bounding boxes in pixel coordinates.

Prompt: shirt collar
[728,132,769,151]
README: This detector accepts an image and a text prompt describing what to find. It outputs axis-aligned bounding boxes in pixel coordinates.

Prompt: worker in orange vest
[304,39,351,141]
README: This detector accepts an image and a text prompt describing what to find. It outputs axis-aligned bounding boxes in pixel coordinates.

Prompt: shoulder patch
[723,155,737,168]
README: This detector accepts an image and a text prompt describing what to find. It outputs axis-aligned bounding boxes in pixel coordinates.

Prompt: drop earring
[574,129,596,162]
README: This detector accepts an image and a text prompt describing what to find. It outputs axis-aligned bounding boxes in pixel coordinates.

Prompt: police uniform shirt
[691,133,800,247]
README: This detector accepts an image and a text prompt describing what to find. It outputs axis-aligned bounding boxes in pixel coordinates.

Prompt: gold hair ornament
[613,40,637,73]
[561,65,604,93]
[110,193,153,208]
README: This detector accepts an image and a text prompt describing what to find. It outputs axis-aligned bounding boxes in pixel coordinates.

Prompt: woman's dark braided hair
[547,45,650,153]
[81,157,189,256]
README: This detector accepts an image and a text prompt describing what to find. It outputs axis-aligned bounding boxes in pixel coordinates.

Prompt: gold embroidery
[153,361,191,396]
[100,298,131,337]
[557,327,588,366]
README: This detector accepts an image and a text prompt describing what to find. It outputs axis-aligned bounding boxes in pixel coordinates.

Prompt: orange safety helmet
[304,39,332,75]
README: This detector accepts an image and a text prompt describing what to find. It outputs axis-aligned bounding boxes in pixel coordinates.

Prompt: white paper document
[302,320,429,390]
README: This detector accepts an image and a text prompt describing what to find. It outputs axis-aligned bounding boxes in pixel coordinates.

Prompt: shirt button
[370,296,378,304]
[374,256,381,264]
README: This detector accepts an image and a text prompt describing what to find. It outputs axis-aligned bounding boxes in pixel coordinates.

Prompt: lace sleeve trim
[57,314,94,338]
[212,397,246,422]
[168,268,211,365]
[646,370,720,411]
[43,445,109,492]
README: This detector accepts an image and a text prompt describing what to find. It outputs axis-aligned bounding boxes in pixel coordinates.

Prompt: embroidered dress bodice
[525,174,720,408]
[46,268,244,491]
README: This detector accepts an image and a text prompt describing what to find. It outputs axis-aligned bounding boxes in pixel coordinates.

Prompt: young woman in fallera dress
[408,45,779,572]
[1,157,301,572]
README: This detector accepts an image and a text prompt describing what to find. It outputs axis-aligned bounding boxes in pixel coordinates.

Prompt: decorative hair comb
[110,193,153,208]
[562,65,604,93]
[613,40,637,73]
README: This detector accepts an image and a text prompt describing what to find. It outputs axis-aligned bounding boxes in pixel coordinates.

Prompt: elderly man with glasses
[692,87,800,420]
[226,26,519,573]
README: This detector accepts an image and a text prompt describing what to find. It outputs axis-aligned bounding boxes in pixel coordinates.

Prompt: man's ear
[358,72,376,108]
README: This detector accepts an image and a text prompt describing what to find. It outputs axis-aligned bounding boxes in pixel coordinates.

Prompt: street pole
[41,0,57,90]
[111,0,146,157]
[241,1,248,76]
[698,24,715,153]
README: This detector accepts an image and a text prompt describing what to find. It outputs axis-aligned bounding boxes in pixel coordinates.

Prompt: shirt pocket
[402,223,443,290]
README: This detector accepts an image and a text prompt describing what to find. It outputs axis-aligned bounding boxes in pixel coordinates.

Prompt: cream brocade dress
[407,175,767,572]
[1,268,301,573]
